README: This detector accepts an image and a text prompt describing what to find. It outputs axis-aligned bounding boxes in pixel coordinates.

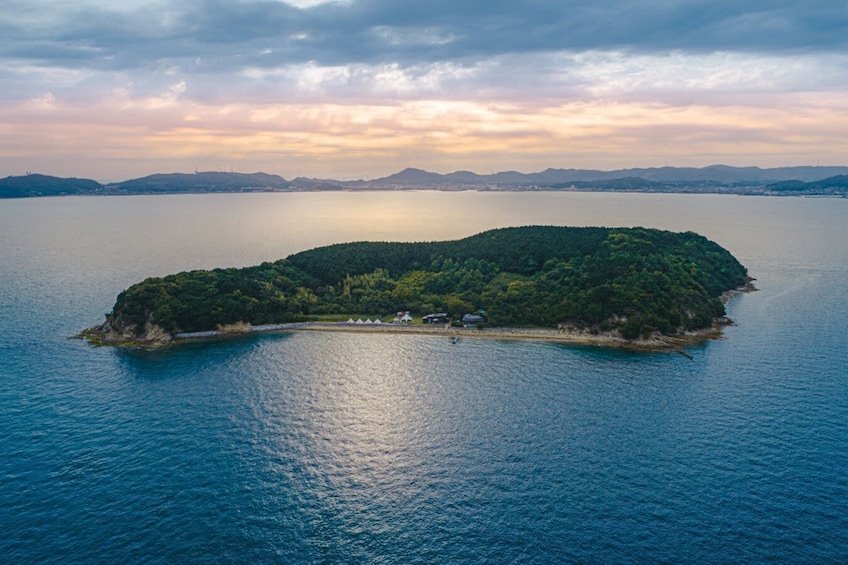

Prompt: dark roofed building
[422,313,449,324]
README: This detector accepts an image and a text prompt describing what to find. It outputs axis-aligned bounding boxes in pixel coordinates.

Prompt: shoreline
[283,322,723,351]
[80,280,756,352]
[79,319,724,352]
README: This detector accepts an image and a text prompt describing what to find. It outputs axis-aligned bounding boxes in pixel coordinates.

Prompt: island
[81,226,753,349]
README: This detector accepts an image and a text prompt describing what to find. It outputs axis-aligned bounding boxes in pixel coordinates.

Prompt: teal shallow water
[1,193,847,562]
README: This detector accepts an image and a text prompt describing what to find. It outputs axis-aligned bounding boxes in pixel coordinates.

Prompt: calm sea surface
[1,192,847,563]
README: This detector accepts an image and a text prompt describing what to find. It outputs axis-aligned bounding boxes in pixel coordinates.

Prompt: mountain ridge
[4,165,848,198]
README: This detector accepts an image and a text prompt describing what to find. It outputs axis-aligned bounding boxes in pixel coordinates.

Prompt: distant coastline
[4,166,848,198]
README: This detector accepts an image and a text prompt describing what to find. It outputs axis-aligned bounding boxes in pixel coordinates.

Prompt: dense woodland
[107,226,748,340]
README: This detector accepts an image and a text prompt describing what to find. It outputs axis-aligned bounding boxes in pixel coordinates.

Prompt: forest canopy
[105,226,748,340]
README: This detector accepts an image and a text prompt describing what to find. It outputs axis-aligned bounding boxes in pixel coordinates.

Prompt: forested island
[83,226,751,347]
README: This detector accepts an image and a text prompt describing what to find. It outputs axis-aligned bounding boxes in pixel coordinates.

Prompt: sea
[1,191,846,563]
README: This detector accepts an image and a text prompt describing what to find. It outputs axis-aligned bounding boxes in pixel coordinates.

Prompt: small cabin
[422,313,449,324]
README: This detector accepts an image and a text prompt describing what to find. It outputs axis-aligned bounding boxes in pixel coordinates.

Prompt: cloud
[2,0,847,177]
[3,87,847,178]
[2,1,845,105]
[4,1,848,73]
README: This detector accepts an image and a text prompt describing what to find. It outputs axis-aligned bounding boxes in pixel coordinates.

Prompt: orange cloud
[2,91,847,180]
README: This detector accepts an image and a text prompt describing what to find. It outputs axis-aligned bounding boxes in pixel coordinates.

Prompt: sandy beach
[154,320,724,352]
[305,322,721,349]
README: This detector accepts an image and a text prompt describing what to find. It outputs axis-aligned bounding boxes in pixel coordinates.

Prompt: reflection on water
[1,193,847,562]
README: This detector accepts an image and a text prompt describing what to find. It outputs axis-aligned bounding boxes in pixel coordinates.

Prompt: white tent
[400,313,413,322]
[365,319,373,324]
[356,318,364,324]
[347,319,355,324]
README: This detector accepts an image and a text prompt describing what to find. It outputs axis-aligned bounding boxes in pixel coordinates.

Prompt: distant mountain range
[348,165,848,188]
[3,166,848,198]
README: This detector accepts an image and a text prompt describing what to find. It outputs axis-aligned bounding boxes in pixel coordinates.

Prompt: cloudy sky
[2,0,847,180]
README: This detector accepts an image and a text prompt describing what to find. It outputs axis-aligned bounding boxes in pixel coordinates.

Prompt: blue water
[1,193,847,562]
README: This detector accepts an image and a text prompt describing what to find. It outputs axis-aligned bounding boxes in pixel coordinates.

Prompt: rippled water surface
[1,193,847,562]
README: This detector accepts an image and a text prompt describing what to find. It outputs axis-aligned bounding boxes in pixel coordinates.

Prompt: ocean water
[1,192,847,563]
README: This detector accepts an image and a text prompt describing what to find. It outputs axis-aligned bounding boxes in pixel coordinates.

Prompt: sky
[2,0,847,181]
